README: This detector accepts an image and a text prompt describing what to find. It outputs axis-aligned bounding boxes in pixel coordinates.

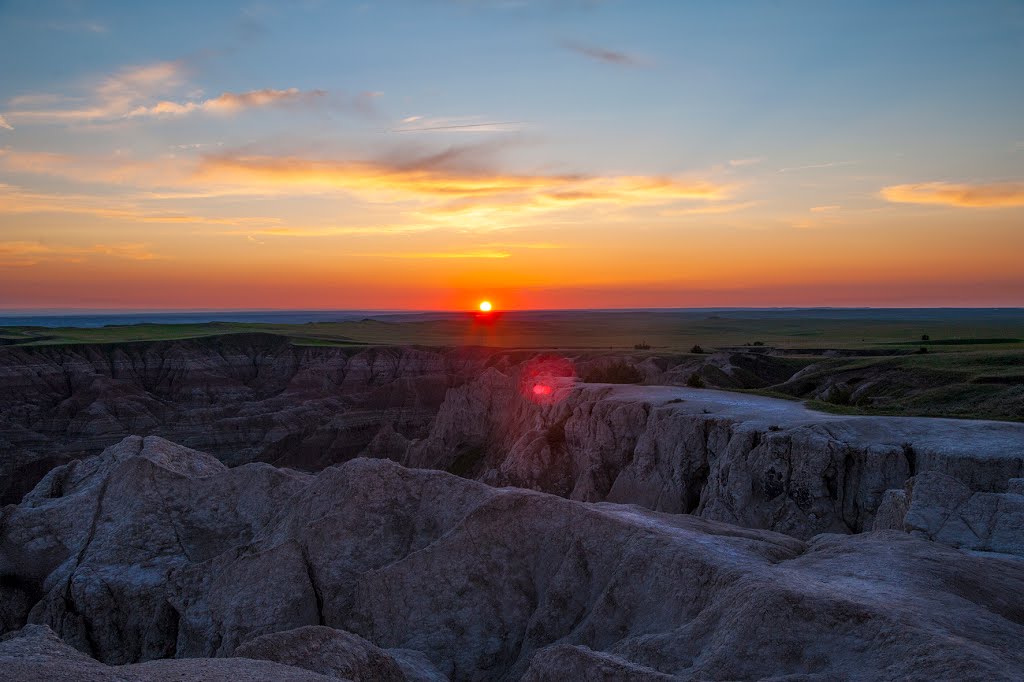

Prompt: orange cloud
[0,147,732,233]
[660,201,758,216]
[4,61,184,123]
[126,88,328,118]
[195,153,730,209]
[881,182,1024,208]
[4,60,331,125]
[0,241,161,267]
[366,249,512,259]
[0,183,286,227]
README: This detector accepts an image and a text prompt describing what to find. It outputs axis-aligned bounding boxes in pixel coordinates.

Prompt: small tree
[921,334,930,341]
[915,346,928,354]
[690,344,704,354]
[686,373,705,388]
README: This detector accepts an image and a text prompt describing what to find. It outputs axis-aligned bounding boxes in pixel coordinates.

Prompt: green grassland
[3,310,1023,351]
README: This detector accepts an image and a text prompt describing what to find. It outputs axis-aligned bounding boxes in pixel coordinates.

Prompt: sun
[478,300,492,312]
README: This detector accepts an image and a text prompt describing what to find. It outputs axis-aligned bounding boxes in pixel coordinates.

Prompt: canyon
[2,335,1023,679]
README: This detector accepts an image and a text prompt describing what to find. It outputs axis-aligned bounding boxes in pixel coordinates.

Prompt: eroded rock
[3,442,1023,680]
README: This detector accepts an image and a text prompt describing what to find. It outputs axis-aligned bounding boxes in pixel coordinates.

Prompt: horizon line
[2,305,1024,316]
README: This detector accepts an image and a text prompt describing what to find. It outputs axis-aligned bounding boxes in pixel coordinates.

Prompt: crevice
[300,544,326,626]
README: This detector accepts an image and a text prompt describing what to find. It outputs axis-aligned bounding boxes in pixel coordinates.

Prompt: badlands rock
[0,435,311,664]
[233,626,408,681]
[0,336,487,504]
[0,624,339,681]
[406,378,1024,540]
[874,471,1024,556]
[2,440,1024,680]
[0,337,805,507]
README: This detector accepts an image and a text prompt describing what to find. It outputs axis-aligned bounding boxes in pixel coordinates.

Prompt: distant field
[2,310,1021,421]
[3,309,1024,352]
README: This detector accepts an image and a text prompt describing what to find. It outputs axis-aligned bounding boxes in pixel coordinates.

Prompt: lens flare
[519,355,575,404]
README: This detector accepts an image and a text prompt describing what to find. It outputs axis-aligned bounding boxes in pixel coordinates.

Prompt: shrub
[634,341,651,350]
[915,346,928,354]
[690,344,704,354]
[686,373,705,388]
[583,361,644,384]
[752,341,765,346]
[921,334,930,341]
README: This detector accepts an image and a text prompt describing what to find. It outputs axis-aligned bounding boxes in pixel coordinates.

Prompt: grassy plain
[3,309,1023,351]
[2,310,1021,421]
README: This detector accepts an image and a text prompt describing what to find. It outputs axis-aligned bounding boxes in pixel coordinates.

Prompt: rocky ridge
[2,436,1023,680]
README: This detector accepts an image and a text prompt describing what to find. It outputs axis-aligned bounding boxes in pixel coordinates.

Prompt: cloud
[778,160,857,173]
[660,201,758,216]
[44,20,109,34]
[0,115,12,131]
[0,241,161,268]
[228,224,441,238]
[365,249,512,259]
[391,116,524,133]
[193,151,729,209]
[809,205,840,212]
[880,182,1024,208]
[0,183,284,227]
[3,60,346,125]
[0,146,732,226]
[125,88,328,118]
[561,40,645,67]
[728,157,762,167]
[4,61,185,123]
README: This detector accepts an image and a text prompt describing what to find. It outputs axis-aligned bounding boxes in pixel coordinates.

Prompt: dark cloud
[560,39,644,66]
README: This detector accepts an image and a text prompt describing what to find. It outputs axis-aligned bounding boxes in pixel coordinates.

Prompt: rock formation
[2,437,1024,680]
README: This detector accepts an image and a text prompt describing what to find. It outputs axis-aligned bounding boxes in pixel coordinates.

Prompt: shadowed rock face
[0,336,496,504]
[2,437,1024,680]
[3,336,1024,546]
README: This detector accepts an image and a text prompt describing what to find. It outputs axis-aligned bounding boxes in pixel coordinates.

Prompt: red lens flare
[519,355,575,404]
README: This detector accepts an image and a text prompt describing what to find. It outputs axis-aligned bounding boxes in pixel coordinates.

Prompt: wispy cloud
[0,146,732,229]
[4,61,185,123]
[3,60,350,125]
[0,115,12,131]
[392,116,524,133]
[809,204,840,212]
[660,201,758,216]
[881,182,1024,208]
[193,150,730,210]
[0,183,283,227]
[560,40,646,67]
[778,160,857,173]
[228,224,441,238]
[126,88,327,118]
[0,241,161,268]
[365,249,512,259]
[44,20,109,34]
[728,157,763,167]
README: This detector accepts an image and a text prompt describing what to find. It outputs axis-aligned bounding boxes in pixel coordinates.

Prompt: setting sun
[479,301,492,312]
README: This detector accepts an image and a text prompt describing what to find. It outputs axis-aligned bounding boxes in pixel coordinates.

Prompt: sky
[0,0,1022,310]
